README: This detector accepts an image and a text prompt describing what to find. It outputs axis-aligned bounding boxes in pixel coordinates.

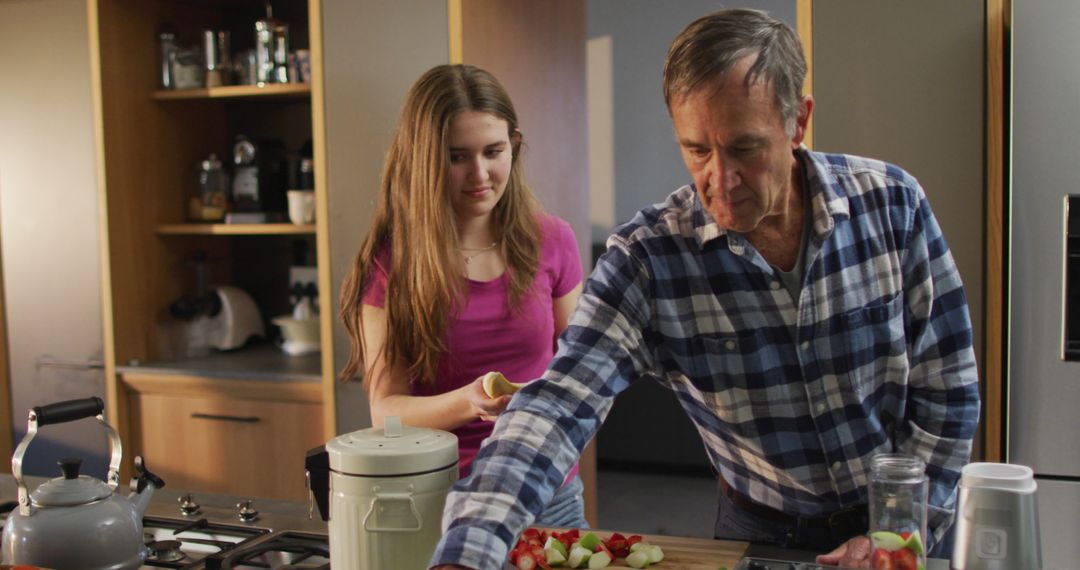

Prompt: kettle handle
[12,397,123,516]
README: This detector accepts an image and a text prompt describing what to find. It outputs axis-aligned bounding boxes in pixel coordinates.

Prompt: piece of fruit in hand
[481,371,527,398]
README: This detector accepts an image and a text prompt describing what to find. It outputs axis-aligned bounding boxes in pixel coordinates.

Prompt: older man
[431,8,979,570]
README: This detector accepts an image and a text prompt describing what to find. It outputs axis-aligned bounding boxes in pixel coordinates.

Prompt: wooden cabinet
[125,373,323,501]
[89,0,335,489]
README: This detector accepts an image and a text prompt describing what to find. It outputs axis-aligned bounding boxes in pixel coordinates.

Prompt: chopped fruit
[894,548,919,570]
[587,551,612,569]
[904,530,925,556]
[604,532,630,558]
[545,546,567,566]
[625,550,651,568]
[870,530,907,552]
[511,529,667,569]
[481,371,526,398]
[578,532,602,551]
[871,548,896,570]
[516,550,539,570]
[567,545,592,568]
[545,536,568,559]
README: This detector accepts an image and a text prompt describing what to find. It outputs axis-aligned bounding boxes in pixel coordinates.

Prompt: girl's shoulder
[536,213,574,244]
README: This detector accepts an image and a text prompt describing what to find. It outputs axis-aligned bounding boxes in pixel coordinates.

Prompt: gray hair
[663,8,807,134]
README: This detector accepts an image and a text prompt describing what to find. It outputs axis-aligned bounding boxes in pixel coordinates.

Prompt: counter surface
[0,476,949,569]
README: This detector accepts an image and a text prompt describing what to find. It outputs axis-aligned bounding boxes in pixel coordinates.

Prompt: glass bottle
[190,154,228,222]
[158,28,177,89]
[868,453,928,570]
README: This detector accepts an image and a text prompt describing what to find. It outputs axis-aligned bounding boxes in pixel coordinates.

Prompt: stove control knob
[237,499,259,522]
[178,493,201,516]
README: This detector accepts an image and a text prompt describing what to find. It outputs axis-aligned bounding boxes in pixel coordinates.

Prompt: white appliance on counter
[1010,6,1080,568]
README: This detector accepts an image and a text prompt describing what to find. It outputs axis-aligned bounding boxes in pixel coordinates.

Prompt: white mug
[287,190,315,225]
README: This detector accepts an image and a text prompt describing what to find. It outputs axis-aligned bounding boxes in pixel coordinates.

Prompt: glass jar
[189,154,228,222]
[868,453,928,570]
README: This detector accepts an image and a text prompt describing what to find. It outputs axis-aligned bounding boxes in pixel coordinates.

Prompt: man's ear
[792,94,814,147]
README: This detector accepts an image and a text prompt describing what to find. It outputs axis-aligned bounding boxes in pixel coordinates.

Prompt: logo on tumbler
[975,528,1007,559]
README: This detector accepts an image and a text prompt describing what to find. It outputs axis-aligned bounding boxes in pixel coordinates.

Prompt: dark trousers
[713,481,957,559]
[713,481,866,552]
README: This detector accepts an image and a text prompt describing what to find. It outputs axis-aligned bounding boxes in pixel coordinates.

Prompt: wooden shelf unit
[89,0,334,485]
[157,223,316,235]
[153,83,311,101]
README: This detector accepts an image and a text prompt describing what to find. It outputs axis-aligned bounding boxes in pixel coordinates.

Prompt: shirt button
[770,281,781,290]
[724,340,737,351]
[815,403,826,414]
[800,341,810,351]
[832,461,842,472]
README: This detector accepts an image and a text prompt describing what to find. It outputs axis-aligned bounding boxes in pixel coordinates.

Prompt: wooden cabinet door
[131,392,324,502]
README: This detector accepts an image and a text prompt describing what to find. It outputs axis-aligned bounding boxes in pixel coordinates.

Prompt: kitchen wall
[321,0,451,434]
[0,0,110,475]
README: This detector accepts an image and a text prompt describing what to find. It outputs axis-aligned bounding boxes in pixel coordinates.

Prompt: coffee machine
[228,134,287,223]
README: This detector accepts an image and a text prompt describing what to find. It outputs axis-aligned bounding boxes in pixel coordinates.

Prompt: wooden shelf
[153,83,311,101]
[157,223,315,235]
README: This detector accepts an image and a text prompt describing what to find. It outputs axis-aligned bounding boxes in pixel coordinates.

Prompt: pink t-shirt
[362,215,583,478]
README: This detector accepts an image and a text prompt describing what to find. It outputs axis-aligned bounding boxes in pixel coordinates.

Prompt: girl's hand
[466,375,511,421]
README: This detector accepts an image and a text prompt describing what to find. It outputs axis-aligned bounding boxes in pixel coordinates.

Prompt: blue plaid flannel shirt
[430,148,980,569]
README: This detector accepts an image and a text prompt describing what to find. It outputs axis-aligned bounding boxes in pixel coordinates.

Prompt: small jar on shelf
[189,153,229,222]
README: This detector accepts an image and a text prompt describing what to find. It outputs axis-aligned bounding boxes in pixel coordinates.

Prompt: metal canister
[202,30,231,87]
[306,417,458,570]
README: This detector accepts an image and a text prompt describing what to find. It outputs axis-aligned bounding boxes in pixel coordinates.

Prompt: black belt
[719,478,868,547]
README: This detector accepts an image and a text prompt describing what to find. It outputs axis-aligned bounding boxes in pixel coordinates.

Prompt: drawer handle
[190,413,261,423]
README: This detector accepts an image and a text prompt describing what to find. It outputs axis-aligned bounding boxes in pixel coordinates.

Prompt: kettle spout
[128,455,166,518]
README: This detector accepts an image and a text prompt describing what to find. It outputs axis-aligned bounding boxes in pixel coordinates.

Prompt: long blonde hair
[339,64,543,387]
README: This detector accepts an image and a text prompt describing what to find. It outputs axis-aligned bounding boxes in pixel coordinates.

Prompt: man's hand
[816,534,872,568]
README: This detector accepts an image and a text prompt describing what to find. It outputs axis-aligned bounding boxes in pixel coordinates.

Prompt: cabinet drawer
[130,391,323,502]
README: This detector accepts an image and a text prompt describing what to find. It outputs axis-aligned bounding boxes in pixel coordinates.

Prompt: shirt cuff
[429,525,509,570]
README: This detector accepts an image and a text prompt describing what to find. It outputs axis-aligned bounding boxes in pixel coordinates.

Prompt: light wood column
[797,0,814,150]
[983,0,1009,463]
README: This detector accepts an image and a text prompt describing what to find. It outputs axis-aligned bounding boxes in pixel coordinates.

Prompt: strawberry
[871,548,896,570]
[604,532,630,558]
[894,548,919,570]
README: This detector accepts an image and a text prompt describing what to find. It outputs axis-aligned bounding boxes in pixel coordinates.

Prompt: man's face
[670,55,811,234]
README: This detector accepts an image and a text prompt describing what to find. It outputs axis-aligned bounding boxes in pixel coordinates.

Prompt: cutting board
[534,527,749,569]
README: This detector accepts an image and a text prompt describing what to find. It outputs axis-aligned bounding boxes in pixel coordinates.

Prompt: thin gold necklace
[460,241,497,265]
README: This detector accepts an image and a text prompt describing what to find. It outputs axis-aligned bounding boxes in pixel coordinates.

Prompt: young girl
[339,64,586,527]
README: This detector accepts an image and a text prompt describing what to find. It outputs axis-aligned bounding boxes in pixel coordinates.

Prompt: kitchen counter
[117,342,321,382]
[0,475,949,569]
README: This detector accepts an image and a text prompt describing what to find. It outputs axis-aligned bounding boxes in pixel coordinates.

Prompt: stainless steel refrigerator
[1010,4,1080,569]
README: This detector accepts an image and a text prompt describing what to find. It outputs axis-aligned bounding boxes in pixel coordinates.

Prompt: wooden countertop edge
[121,371,323,403]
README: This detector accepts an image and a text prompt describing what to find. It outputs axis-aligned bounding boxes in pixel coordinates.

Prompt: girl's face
[446,110,513,226]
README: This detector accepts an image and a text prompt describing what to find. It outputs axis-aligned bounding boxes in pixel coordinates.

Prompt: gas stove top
[1,492,331,570]
[141,512,330,569]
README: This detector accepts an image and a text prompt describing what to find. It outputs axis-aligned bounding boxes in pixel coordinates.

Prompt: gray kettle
[0,397,165,570]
